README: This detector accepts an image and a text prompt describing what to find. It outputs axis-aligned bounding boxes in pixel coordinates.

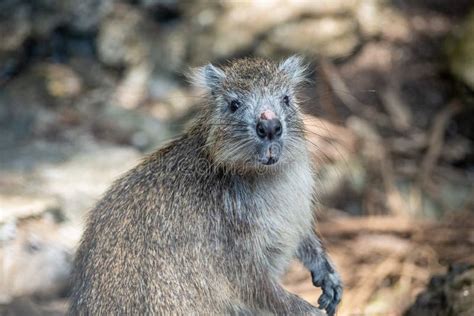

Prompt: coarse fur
[69,56,342,315]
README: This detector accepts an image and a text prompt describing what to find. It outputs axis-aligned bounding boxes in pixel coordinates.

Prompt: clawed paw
[311,270,342,316]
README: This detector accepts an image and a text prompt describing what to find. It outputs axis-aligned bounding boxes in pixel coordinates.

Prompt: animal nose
[256,118,283,140]
[260,110,276,120]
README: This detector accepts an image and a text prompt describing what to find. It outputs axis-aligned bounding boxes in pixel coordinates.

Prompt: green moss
[446,10,474,91]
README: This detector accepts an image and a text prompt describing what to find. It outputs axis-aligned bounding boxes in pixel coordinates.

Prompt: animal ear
[279,55,308,86]
[190,63,226,91]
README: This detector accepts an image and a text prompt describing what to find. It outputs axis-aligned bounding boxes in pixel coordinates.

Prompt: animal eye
[283,95,290,106]
[229,100,241,112]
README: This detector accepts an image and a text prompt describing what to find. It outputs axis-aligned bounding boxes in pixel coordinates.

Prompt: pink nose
[260,110,276,120]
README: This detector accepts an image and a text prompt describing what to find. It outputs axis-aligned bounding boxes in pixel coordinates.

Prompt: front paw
[311,267,342,316]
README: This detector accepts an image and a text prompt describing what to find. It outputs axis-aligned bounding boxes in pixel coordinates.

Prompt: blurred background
[1,0,473,315]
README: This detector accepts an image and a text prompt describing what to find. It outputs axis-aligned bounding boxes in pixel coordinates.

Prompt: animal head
[192,56,309,173]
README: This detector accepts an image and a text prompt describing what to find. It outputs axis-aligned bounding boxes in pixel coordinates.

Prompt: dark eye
[283,95,290,106]
[229,99,241,112]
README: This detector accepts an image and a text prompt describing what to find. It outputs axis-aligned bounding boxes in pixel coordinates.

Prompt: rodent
[69,56,342,315]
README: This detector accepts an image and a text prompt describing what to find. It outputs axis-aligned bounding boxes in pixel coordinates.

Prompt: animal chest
[250,163,315,275]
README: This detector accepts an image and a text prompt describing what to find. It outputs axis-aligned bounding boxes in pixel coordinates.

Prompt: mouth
[261,156,278,165]
[258,142,281,166]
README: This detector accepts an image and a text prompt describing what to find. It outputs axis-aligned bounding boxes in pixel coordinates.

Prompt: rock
[288,0,360,15]
[405,265,474,316]
[354,0,410,40]
[447,268,474,316]
[0,2,32,85]
[97,3,154,67]
[139,0,179,8]
[43,63,83,99]
[186,3,284,65]
[30,0,112,36]
[154,25,188,73]
[114,61,152,109]
[186,0,362,65]
[257,17,360,59]
[94,104,171,149]
[149,87,195,121]
[63,0,113,32]
[0,216,79,304]
[355,0,386,38]
[35,143,142,221]
[97,3,160,107]
[148,74,196,121]
[0,64,62,145]
[0,3,31,52]
[203,2,294,59]
[0,195,60,224]
[446,10,474,90]
[0,297,68,316]
[0,137,143,222]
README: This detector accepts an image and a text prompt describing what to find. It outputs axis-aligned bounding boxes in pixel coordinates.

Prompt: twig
[381,85,413,132]
[418,101,462,187]
[320,215,425,236]
[319,59,389,126]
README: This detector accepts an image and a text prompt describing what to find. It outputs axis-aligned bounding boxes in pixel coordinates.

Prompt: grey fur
[69,56,342,315]
[192,63,227,91]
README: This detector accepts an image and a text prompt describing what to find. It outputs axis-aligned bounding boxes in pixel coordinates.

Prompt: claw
[311,271,322,287]
[334,286,342,303]
[325,285,342,316]
[326,304,336,316]
[318,294,330,310]
[312,271,342,316]
[318,284,334,310]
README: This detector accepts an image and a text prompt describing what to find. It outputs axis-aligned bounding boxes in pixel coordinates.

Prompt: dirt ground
[285,212,474,315]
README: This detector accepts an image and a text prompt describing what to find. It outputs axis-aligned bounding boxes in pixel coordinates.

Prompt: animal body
[69,56,342,315]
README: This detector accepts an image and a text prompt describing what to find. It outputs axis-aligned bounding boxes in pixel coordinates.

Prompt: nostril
[274,120,282,137]
[256,121,267,138]
[257,119,282,140]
